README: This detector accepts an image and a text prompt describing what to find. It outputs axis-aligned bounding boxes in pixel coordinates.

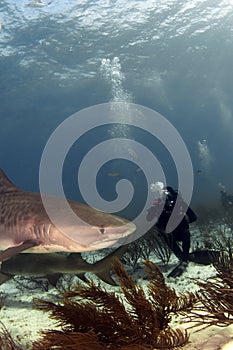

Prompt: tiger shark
[0,168,135,262]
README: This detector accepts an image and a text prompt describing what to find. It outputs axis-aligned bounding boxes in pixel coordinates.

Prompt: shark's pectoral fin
[46,273,63,287]
[76,273,89,283]
[0,271,13,285]
[92,245,128,286]
[95,271,117,286]
[0,240,39,262]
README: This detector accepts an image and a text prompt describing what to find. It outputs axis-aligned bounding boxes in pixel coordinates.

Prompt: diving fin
[167,261,188,278]
[188,249,221,265]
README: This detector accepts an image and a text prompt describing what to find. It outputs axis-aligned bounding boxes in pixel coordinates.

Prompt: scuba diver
[147,185,197,277]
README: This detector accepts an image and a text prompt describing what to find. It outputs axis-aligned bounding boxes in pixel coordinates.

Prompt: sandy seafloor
[0,227,233,350]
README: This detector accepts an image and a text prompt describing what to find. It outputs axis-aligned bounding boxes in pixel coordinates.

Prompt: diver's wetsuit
[156,206,196,262]
[147,188,197,263]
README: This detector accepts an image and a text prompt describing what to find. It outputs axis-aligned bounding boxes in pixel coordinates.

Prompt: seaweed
[0,321,21,349]
[33,259,197,349]
[200,223,233,272]
[121,227,172,271]
[148,228,172,268]
[121,239,148,271]
[171,212,233,331]
[183,267,233,330]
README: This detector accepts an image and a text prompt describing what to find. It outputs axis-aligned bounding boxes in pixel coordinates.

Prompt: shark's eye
[99,226,105,234]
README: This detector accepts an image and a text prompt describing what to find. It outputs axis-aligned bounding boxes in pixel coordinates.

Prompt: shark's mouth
[87,234,131,248]
[88,238,120,247]
[89,235,133,248]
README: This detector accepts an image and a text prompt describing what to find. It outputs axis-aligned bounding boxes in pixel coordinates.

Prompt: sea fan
[33,259,197,349]
[184,269,233,330]
[0,321,21,350]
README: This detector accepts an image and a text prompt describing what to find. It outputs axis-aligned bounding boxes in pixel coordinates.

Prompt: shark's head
[41,196,136,251]
[0,168,136,253]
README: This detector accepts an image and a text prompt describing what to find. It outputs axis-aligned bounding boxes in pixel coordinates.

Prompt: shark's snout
[120,221,136,236]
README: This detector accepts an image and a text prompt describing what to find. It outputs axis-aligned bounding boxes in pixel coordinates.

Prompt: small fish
[27,0,46,7]
[135,167,142,173]
[0,245,128,286]
[107,172,121,177]
[197,170,202,175]
[0,168,135,262]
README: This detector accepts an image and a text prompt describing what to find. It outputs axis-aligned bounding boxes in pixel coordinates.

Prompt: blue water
[1,0,233,218]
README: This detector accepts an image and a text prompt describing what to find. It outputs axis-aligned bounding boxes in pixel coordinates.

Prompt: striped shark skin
[0,168,135,262]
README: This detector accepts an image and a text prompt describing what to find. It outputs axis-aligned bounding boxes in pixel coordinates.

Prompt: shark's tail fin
[93,245,128,286]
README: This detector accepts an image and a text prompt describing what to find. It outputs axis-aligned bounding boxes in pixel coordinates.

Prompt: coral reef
[33,259,197,349]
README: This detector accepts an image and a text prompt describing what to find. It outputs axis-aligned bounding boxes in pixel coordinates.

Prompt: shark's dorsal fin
[0,169,19,194]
